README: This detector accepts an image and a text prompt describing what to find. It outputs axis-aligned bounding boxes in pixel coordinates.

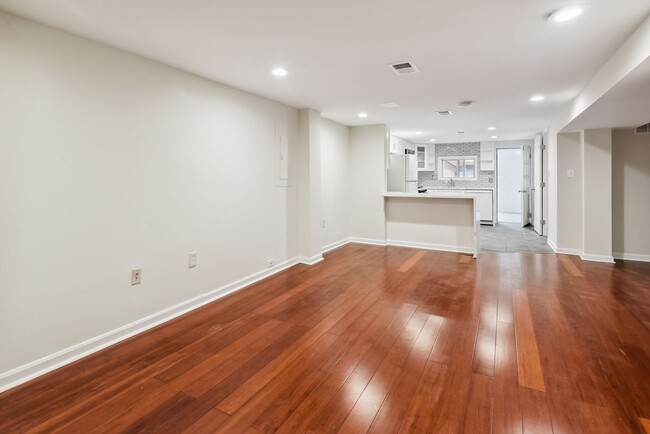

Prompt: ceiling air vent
[436,110,453,116]
[635,123,649,134]
[389,61,419,76]
[380,101,400,109]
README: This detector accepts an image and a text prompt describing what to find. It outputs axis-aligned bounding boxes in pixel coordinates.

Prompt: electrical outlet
[267,258,275,268]
[188,252,197,268]
[322,219,326,228]
[131,268,142,285]
[567,169,575,178]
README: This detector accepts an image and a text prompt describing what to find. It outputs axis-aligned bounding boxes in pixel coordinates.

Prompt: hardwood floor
[1,244,650,433]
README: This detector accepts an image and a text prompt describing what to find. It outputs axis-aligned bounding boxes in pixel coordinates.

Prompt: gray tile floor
[479,223,554,253]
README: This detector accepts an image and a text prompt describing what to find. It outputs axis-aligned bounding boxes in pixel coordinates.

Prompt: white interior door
[521,146,531,227]
[533,136,544,234]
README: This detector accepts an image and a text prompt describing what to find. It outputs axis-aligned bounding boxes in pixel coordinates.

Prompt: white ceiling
[563,56,650,132]
[1,0,649,143]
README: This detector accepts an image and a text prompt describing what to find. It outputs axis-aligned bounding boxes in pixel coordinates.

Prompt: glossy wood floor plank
[397,250,426,272]
[559,254,584,278]
[640,417,650,433]
[1,244,649,433]
[513,289,546,391]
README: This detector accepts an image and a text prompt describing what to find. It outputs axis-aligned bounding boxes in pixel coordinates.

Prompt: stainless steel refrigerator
[387,149,418,193]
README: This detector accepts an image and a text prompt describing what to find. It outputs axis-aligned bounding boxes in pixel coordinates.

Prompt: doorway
[496,148,523,223]
[480,142,549,253]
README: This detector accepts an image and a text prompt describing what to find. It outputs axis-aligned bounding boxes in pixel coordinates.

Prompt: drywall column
[581,128,614,262]
[349,125,388,244]
[555,132,583,254]
[297,109,323,264]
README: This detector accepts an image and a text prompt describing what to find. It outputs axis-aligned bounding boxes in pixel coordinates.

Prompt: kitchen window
[438,156,477,180]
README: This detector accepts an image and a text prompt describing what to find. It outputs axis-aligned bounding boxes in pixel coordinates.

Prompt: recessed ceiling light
[436,110,453,116]
[458,101,473,108]
[358,112,368,118]
[380,102,400,109]
[416,131,422,135]
[271,67,288,77]
[491,135,498,139]
[457,131,466,134]
[487,126,497,131]
[530,95,545,102]
[430,139,436,142]
[549,6,584,23]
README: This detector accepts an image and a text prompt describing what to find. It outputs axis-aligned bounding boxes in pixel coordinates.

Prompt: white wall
[612,129,650,260]
[497,148,522,214]
[349,125,388,243]
[297,109,322,263]
[582,128,613,262]
[556,132,583,253]
[547,129,558,246]
[0,12,299,377]
[321,118,351,249]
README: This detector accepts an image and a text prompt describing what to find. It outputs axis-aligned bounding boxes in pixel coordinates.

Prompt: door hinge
[540,182,546,188]
[540,145,546,151]
[540,219,546,225]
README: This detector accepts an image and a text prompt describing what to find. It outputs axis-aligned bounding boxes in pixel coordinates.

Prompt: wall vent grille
[635,123,649,134]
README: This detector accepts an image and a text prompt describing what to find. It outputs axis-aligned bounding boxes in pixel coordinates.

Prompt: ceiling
[1,0,649,144]
[563,56,650,132]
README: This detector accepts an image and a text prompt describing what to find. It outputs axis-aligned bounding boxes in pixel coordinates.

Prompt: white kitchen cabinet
[426,144,435,171]
[480,141,495,171]
[467,189,494,223]
[416,145,426,170]
[416,144,436,171]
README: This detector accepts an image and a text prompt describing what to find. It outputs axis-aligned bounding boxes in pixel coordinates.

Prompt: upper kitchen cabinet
[390,135,415,155]
[416,144,436,171]
[480,141,495,171]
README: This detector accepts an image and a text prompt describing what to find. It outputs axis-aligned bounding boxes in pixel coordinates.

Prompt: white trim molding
[0,257,299,393]
[387,239,475,255]
[613,252,650,263]
[548,239,583,256]
[349,237,388,246]
[580,253,615,263]
[298,254,324,265]
[321,238,352,254]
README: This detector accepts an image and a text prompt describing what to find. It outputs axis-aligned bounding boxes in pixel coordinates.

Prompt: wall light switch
[567,169,575,178]
[188,252,197,268]
[131,269,142,285]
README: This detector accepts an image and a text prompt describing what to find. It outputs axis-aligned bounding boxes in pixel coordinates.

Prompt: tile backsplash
[418,142,495,189]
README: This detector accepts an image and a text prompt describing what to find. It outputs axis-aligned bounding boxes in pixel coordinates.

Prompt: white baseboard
[547,239,584,256]
[613,252,650,263]
[321,238,352,254]
[556,248,582,256]
[349,236,475,255]
[387,239,475,255]
[580,253,615,263]
[0,257,300,394]
[298,254,324,265]
[349,237,388,246]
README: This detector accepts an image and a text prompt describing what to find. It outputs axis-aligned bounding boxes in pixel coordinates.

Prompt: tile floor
[479,222,554,253]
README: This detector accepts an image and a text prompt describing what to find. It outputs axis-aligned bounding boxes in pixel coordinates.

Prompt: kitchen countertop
[423,187,494,191]
[384,192,475,200]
